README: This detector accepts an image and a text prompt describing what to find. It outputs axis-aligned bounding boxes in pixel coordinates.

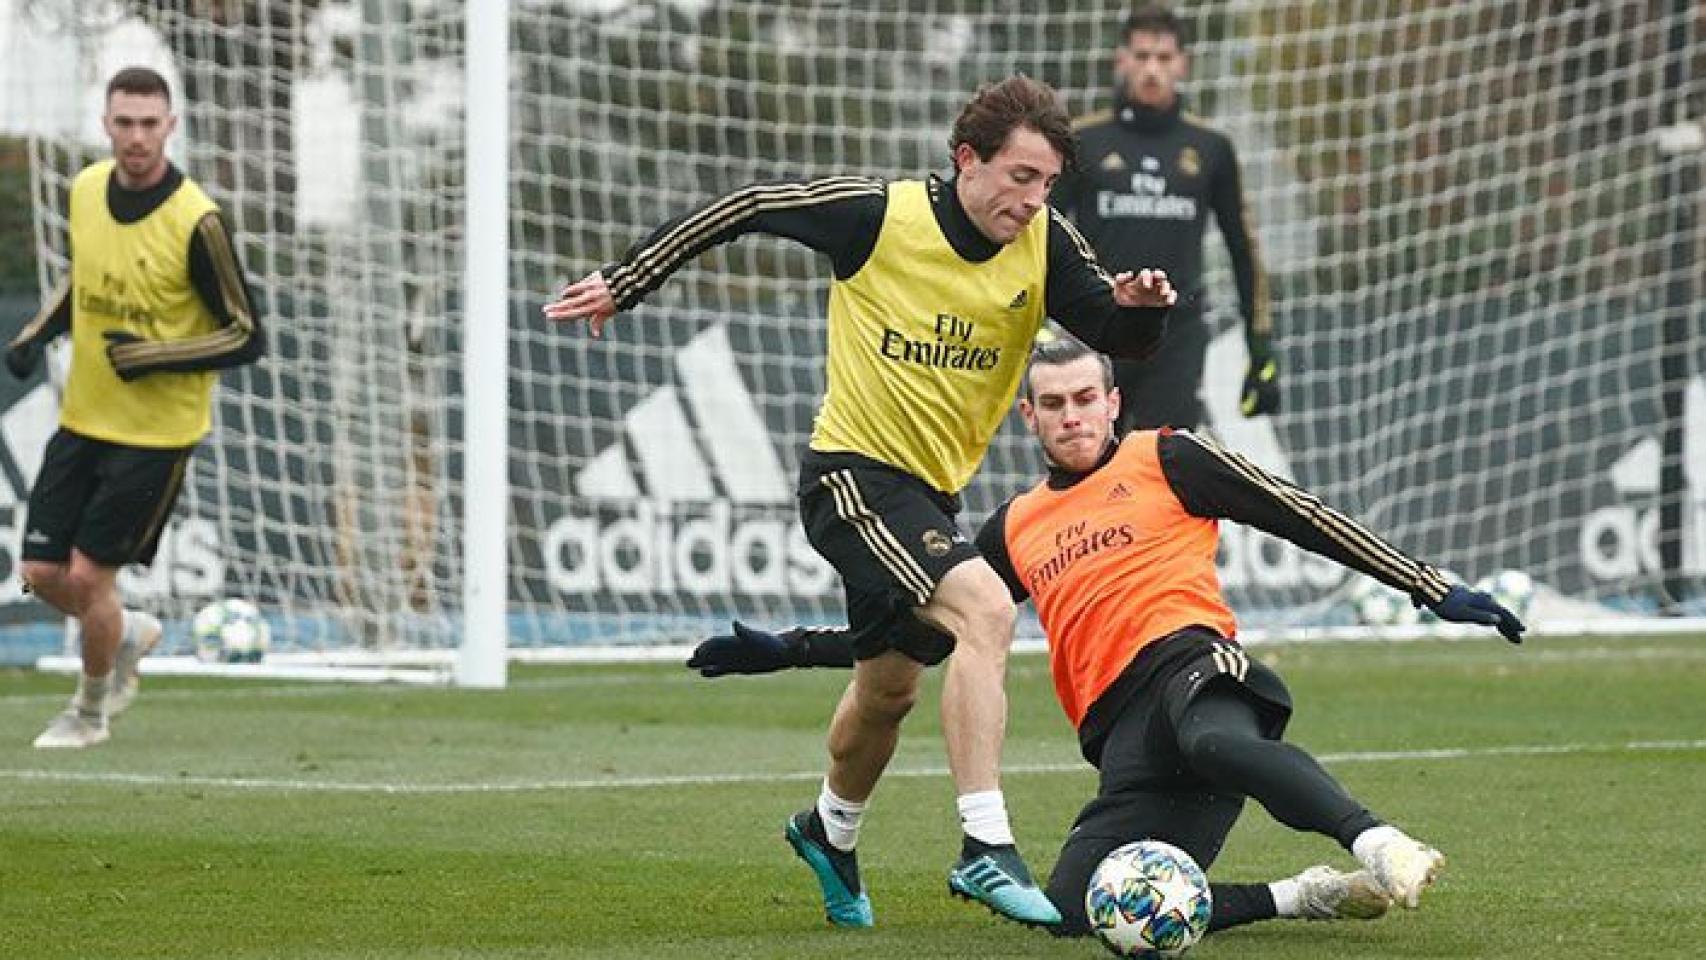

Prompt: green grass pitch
[2,634,1703,958]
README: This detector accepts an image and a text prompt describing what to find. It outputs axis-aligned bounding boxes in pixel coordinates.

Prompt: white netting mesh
[15,0,1702,656]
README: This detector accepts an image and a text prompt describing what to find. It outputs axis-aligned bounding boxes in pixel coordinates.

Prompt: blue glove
[1424,585,1525,644]
[687,621,802,677]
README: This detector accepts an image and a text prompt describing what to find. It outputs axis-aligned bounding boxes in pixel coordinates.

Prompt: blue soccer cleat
[785,809,874,928]
[948,841,1063,928]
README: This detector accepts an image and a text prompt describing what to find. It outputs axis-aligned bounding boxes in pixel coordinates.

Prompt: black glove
[687,621,804,677]
[1241,331,1280,416]
[5,340,40,379]
[103,330,147,381]
[1422,585,1525,644]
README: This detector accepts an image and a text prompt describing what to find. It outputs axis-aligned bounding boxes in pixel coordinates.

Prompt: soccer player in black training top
[1053,4,1278,431]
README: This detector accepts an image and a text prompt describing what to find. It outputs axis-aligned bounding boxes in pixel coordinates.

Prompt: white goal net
[9,0,1701,669]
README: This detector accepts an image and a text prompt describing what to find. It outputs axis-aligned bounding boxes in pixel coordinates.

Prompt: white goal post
[9,0,1701,685]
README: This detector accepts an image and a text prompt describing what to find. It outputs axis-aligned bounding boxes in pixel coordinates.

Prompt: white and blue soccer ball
[1474,569,1536,620]
[1347,577,1420,627]
[1086,840,1213,958]
[192,598,271,664]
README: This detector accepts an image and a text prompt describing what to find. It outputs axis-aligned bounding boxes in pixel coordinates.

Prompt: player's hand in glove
[688,621,805,677]
[5,340,40,379]
[1422,585,1526,644]
[1241,331,1280,416]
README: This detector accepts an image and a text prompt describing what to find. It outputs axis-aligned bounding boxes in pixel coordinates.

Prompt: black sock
[1207,882,1277,932]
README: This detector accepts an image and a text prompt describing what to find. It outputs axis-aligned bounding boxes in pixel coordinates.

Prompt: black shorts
[798,450,979,664]
[1097,633,1295,794]
[22,428,194,567]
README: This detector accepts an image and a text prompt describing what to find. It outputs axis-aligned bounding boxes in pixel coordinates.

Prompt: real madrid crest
[922,530,952,557]
[1178,146,1200,177]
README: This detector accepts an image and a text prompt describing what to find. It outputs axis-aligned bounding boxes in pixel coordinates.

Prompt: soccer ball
[1085,840,1213,958]
[1474,569,1536,619]
[1347,577,1419,627]
[192,599,271,664]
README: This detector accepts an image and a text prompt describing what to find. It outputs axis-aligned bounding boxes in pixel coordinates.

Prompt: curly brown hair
[948,74,1076,172]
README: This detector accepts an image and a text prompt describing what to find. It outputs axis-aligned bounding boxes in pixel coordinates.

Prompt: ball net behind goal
[21,1,1700,659]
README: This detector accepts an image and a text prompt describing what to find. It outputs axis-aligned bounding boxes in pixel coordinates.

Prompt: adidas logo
[1584,374,1706,581]
[554,323,835,597]
[1007,289,1029,310]
[573,323,789,504]
[955,857,1015,893]
[1108,482,1133,501]
[1098,152,1126,172]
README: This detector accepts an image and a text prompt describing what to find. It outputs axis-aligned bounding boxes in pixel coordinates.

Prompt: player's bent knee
[859,684,917,724]
[1177,726,1251,776]
[922,562,1016,654]
[20,560,65,593]
[852,655,923,720]
[61,566,110,602]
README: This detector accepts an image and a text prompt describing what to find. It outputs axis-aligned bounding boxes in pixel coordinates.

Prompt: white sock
[1351,824,1405,869]
[956,789,1015,847]
[816,781,866,852]
[1269,876,1304,918]
[119,610,138,646]
[74,672,111,719]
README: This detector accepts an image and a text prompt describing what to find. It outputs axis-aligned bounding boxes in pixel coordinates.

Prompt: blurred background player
[689,334,1526,936]
[545,76,1175,929]
[5,65,265,749]
[1053,4,1277,431]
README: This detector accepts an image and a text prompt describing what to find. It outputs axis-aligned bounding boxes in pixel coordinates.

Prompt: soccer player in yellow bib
[5,66,264,749]
[545,75,1176,929]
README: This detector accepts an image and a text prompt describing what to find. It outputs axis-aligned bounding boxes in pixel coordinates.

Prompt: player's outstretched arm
[687,621,856,677]
[545,177,885,339]
[1157,430,1524,643]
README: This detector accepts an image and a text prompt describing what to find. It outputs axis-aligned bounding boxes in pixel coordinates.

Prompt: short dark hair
[106,66,171,105]
[1023,331,1115,401]
[949,74,1076,172]
[1122,4,1190,47]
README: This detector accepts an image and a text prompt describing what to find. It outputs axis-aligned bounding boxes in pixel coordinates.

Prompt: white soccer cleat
[1364,835,1445,909]
[1292,865,1392,920]
[107,611,164,717]
[33,709,110,749]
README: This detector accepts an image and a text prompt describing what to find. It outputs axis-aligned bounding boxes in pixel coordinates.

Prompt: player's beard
[119,149,163,185]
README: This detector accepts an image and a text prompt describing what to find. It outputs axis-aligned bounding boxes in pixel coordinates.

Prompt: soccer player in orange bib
[689,333,1525,935]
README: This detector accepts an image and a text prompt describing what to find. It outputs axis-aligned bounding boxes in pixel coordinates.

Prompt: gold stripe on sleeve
[1181,430,1448,599]
[608,177,885,305]
[1049,208,1113,286]
[8,277,70,349]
